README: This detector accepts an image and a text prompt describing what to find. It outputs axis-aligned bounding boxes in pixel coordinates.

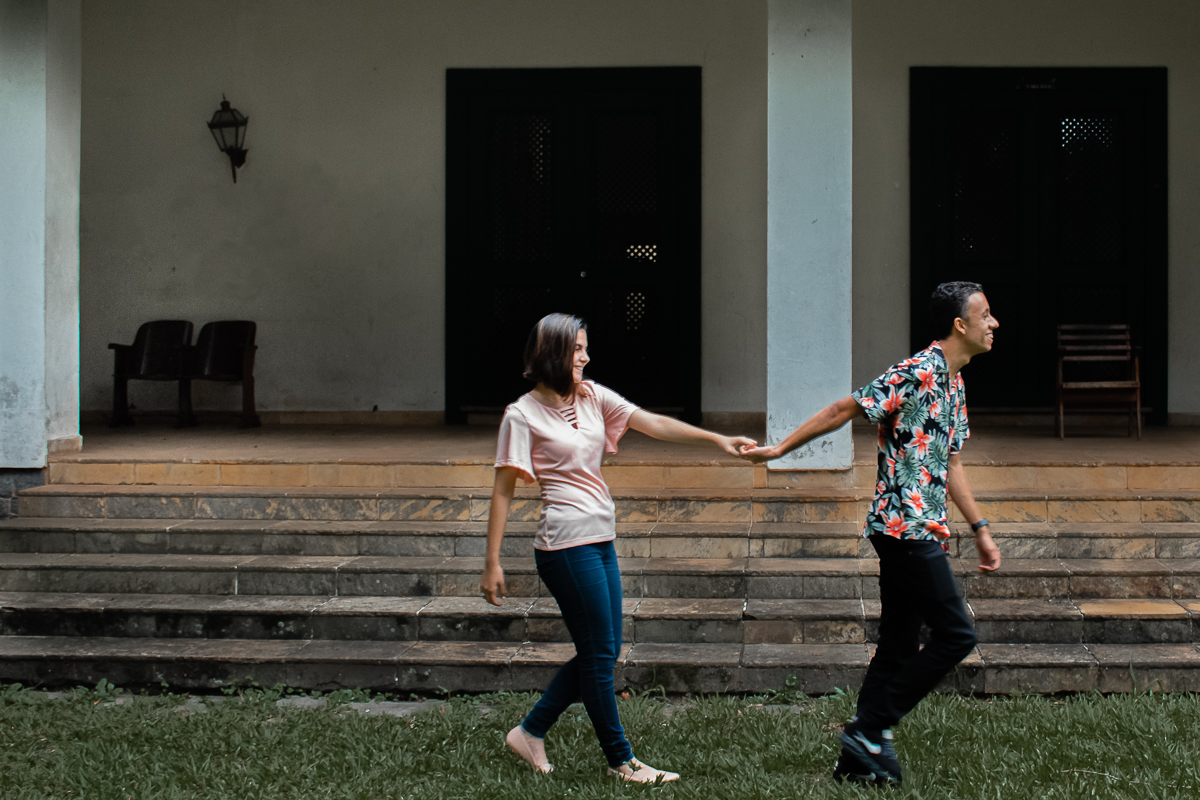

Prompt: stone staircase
[1,473,1199,695]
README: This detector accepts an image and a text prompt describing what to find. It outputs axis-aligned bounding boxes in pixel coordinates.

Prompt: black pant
[855,535,978,731]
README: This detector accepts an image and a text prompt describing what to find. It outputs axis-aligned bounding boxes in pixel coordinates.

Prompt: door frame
[910,67,1167,423]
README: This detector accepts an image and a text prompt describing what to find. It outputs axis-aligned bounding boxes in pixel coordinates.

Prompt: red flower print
[881,387,904,414]
[885,513,909,538]
[919,466,932,486]
[924,520,949,538]
[859,396,875,410]
[908,427,932,459]
[903,488,925,514]
[886,456,896,478]
[915,367,937,396]
[886,371,906,386]
[877,480,887,495]
[928,400,941,419]
[878,429,888,450]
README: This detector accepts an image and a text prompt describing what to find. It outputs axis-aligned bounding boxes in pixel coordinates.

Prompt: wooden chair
[181,321,261,428]
[109,320,194,427]
[1056,324,1141,439]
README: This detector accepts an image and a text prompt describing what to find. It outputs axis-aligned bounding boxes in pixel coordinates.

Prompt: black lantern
[207,97,249,183]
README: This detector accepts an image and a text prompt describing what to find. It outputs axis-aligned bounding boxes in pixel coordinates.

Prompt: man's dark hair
[930,282,984,339]
[523,313,587,397]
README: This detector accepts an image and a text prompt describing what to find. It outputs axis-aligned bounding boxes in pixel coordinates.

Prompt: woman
[482,313,756,783]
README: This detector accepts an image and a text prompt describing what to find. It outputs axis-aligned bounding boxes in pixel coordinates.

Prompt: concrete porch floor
[54,421,1200,467]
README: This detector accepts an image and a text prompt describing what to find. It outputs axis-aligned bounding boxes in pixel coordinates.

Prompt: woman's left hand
[718,435,758,457]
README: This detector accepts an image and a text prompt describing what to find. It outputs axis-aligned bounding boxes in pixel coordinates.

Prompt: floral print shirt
[851,341,969,548]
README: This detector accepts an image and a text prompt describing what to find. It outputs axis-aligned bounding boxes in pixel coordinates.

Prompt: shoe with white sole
[833,747,882,784]
[506,726,553,774]
[839,721,902,785]
[607,757,680,783]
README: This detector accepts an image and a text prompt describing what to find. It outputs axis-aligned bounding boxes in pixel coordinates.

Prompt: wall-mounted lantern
[207,97,249,183]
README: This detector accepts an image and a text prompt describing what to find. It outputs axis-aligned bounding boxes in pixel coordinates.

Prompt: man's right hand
[481,562,506,606]
[738,444,779,464]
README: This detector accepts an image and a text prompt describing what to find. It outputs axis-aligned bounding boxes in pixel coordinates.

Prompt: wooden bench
[109,320,194,428]
[109,320,259,428]
[181,321,261,428]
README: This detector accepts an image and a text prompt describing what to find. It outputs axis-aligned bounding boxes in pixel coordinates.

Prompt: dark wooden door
[911,68,1167,422]
[445,68,701,423]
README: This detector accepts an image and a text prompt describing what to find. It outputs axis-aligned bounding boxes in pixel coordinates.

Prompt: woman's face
[572,329,590,386]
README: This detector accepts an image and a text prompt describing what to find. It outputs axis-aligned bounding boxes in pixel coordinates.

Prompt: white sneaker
[506,726,553,774]
[607,757,680,783]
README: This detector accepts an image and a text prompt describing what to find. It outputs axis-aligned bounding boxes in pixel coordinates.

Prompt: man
[742,282,1002,785]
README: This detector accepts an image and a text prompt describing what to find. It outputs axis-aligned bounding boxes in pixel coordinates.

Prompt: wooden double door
[911,68,1167,422]
[445,68,701,423]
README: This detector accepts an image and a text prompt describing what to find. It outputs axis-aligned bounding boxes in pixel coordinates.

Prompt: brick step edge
[4,519,1200,560]
[2,594,1197,646]
[1,554,1198,600]
[1,637,1196,694]
[21,484,1200,500]
[16,486,1200,526]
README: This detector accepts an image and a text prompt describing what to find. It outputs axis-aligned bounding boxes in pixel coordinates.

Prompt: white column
[45,0,82,454]
[0,0,81,467]
[766,0,853,469]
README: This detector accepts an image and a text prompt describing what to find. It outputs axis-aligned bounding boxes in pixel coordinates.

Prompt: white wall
[79,0,1200,421]
[79,0,768,417]
[852,0,1200,417]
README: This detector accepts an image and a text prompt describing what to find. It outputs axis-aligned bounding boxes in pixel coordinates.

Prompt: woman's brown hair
[523,313,587,398]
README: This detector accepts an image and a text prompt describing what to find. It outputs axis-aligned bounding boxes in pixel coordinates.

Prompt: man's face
[958,292,999,355]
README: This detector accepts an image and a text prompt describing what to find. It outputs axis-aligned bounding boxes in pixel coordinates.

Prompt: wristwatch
[970,518,990,533]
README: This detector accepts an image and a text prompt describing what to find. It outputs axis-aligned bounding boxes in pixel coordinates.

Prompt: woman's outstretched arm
[481,466,519,606]
[627,409,756,457]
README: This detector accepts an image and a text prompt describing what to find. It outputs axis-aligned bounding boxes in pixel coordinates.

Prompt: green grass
[0,682,1197,799]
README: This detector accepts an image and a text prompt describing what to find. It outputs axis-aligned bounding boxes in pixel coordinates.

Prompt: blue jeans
[521,540,633,768]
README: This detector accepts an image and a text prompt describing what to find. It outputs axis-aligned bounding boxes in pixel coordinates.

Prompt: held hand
[738,444,779,464]
[719,435,758,458]
[975,528,1001,573]
[481,562,506,606]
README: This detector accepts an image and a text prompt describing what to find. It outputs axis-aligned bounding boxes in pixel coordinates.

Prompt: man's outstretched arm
[740,396,861,463]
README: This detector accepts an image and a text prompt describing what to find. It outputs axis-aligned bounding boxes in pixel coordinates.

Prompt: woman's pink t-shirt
[494,381,639,551]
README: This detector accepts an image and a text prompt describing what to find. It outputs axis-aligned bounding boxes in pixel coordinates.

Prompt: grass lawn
[0,682,1197,799]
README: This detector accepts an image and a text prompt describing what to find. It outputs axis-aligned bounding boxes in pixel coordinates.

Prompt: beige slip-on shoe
[607,757,680,783]
[506,725,554,774]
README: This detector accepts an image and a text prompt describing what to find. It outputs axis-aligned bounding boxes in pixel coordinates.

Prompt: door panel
[911,68,1166,420]
[446,68,701,422]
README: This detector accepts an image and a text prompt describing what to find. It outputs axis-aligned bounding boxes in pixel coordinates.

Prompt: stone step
[0,553,1196,600]
[4,518,1200,560]
[2,593,1196,646]
[17,484,1200,525]
[44,459,1200,493]
[0,635,1197,693]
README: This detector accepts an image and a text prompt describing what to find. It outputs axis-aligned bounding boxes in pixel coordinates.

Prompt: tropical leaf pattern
[851,341,969,548]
